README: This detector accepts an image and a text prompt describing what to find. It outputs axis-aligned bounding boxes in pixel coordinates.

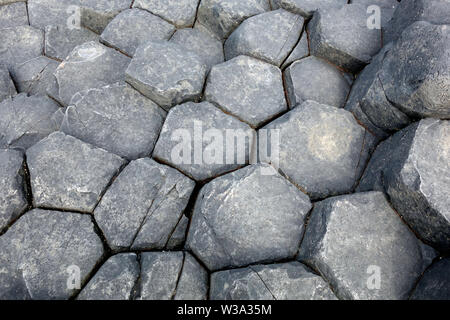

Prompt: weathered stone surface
[225,9,304,67]
[60,83,166,160]
[94,158,194,251]
[351,0,398,29]
[77,253,140,300]
[0,149,27,232]
[411,258,450,300]
[308,4,382,72]
[205,56,287,127]
[186,164,312,271]
[170,28,224,71]
[55,41,130,106]
[100,9,175,57]
[0,94,61,150]
[298,192,436,300]
[153,101,256,182]
[174,253,208,300]
[197,0,271,40]
[281,31,308,69]
[0,64,16,102]
[275,0,347,17]
[125,41,207,111]
[261,100,374,200]
[358,119,450,251]
[27,132,125,213]
[166,215,189,250]
[133,0,199,28]
[284,56,351,108]
[0,209,104,300]
[211,262,337,300]
[0,2,28,28]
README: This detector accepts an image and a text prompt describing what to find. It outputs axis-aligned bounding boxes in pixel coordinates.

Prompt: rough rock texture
[0,65,16,102]
[166,215,190,250]
[211,262,337,300]
[411,258,450,300]
[205,55,287,127]
[281,31,309,69]
[298,192,436,300]
[275,0,347,18]
[60,83,166,160]
[351,0,398,29]
[174,253,209,300]
[153,101,256,181]
[186,164,312,271]
[27,132,126,213]
[125,41,207,111]
[94,158,195,251]
[0,2,28,28]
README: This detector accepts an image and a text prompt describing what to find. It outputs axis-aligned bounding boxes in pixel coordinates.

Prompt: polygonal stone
[308,4,382,72]
[166,215,190,250]
[358,119,450,251]
[170,28,224,71]
[153,101,256,182]
[211,262,337,300]
[126,41,207,111]
[281,31,309,69]
[0,94,61,150]
[0,209,104,300]
[133,0,199,28]
[411,258,450,300]
[186,164,312,271]
[205,56,287,127]
[0,149,27,233]
[275,0,347,17]
[27,132,126,213]
[261,100,375,200]
[100,9,175,57]
[55,41,130,106]
[174,253,209,300]
[77,253,140,300]
[284,56,351,108]
[197,0,271,40]
[0,2,28,28]
[298,192,436,300]
[225,9,304,67]
[94,158,195,251]
[60,83,166,160]
[0,64,16,102]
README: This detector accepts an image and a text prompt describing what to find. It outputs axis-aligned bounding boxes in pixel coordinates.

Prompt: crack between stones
[130,252,142,300]
[170,252,186,300]
[249,266,277,300]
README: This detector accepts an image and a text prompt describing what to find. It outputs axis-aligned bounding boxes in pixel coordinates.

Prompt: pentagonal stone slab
[27,132,126,213]
[60,83,166,160]
[77,253,140,300]
[205,55,287,127]
[281,31,309,69]
[411,258,450,300]
[225,9,304,67]
[284,56,351,108]
[211,262,337,300]
[275,0,347,17]
[197,0,271,40]
[261,100,375,200]
[125,41,207,111]
[153,101,256,182]
[358,119,450,251]
[0,149,27,232]
[0,64,16,102]
[0,209,104,300]
[174,253,209,300]
[186,164,312,271]
[100,9,175,57]
[94,158,195,251]
[0,2,28,28]
[55,41,130,106]
[308,4,382,72]
[0,94,61,150]
[298,192,436,300]
[133,0,199,28]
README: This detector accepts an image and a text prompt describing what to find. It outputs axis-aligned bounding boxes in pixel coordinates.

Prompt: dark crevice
[130,252,142,300]
[170,252,186,300]
[295,203,315,257]
[407,255,444,300]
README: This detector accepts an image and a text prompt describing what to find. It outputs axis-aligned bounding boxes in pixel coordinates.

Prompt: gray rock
[261,100,375,200]
[0,209,104,300]
[0,64,16,102]
[77,253,140,300]
[174,253,209,300]
[186,164,312,271]
[153,101,256,182]
[60,83,166,160]
[0,2,28,28]
[211,262,337,300]
[205,55,287,127]
[132,0,199,28]
[27,132,125,213]
[284,56,351,108]
[0,149,27,232]
[166,215,190,250]
[308,4,382,72]
[225,9,304,67]
[55,41,130,106]
[298,191,436,300]
[270,0,280,9]
[100,9,175,57]
[0,94,61,150]
[281,31,309,69]
[411,258,450,300]
[358,119,450,251]
[351,0,398,29]
[197,0,271,40]
[275,0,347,17]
